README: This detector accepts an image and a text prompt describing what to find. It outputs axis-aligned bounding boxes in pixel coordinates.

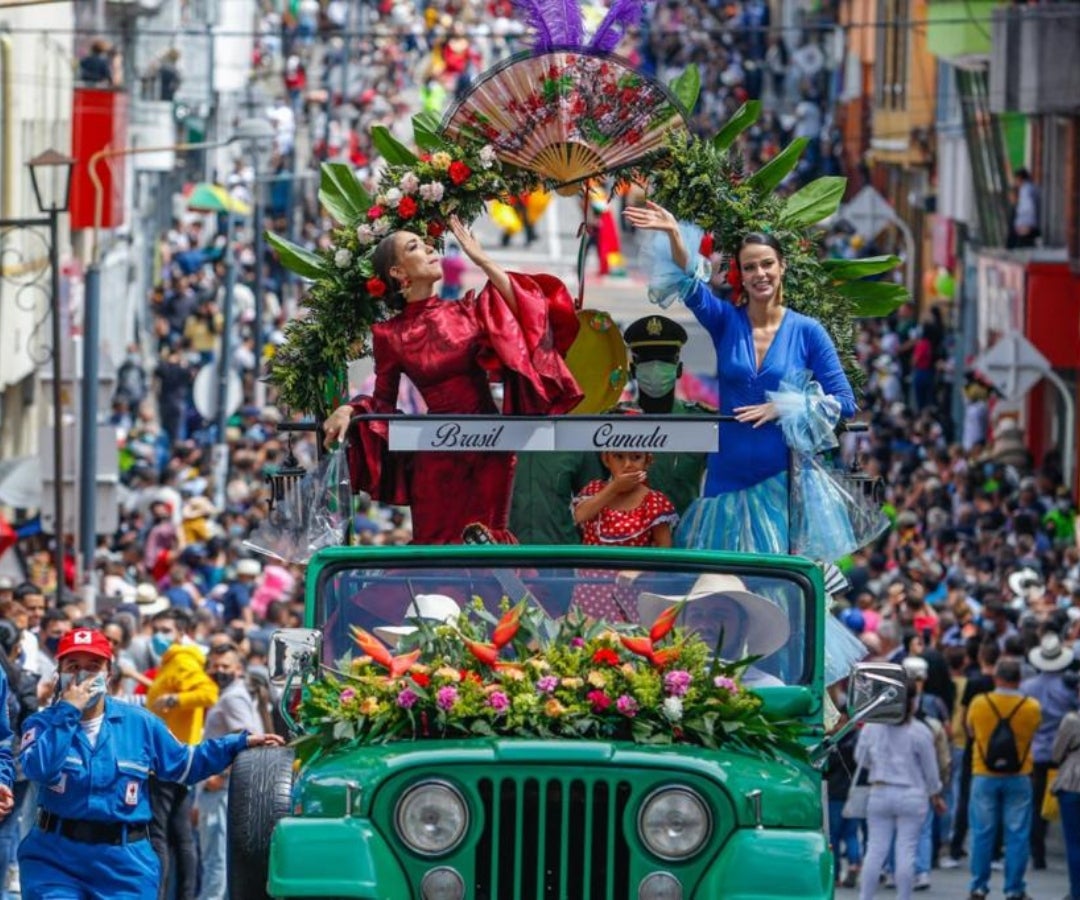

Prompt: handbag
[842,765,871,819]
[1042,768,1060,822]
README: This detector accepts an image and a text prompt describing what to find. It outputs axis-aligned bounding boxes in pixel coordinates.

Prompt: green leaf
[748,137,808,194]
[318,162,370,226]
[371,125,418,165]
[836,279,911,317]
[822,255,903,281]
[778,176,847,228]
[266,232,330,281]
[670,65,701,112]
[412,114,446,151]
[711,100,762,151]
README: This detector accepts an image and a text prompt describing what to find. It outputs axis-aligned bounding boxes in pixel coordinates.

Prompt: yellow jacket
[146,642,219,744]
[966,690,1042,776]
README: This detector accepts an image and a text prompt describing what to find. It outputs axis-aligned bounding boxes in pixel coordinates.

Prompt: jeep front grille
[473,776,632,900]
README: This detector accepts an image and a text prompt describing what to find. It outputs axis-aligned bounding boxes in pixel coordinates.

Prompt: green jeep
[227,544,905,900]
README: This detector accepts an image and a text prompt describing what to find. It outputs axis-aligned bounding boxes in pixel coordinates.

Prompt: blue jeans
[196,786,228,900]
[1059,790,1080,900]
[969,774,1032,896]
[915,804,934,875]
[828,799,862,872]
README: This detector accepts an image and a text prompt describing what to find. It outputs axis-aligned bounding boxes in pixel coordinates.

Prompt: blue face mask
[59,670,108,702]
[635,361,679,399]
[151,634,175,657]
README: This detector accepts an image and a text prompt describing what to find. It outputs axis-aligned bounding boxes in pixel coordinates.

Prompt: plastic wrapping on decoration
[767,370,842,455]
[824,615,869,686]
[639,220,710,308]
[244,450,349,564]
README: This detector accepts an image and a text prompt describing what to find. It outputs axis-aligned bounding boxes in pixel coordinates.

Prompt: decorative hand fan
[441,50,690,195]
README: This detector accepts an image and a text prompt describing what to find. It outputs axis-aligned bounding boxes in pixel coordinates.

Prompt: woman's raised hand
[622,200,679,234]
[323,404,353,448]
[448,215,487,266]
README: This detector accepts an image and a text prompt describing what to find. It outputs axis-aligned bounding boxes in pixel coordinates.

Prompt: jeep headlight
[638,787,711,861]
[395,780,469,856]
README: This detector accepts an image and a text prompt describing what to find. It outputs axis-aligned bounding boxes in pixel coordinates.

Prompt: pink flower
[713,676,738,693]
[616,695,638,717]
[664,670,693,697]
[338,688,356,703]
[587,690,611,712]
[536,675,559,694]
[399,171,420,195]
[570,637,586,649]
[436,685,459,711]
[487,691,510,713]
[397,688,419,708]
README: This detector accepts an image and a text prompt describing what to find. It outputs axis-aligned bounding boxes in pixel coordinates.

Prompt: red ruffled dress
[571,480,678,622]
[345,272,582,545]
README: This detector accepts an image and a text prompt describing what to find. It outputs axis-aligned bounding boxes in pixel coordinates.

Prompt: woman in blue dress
[626,200,883,681]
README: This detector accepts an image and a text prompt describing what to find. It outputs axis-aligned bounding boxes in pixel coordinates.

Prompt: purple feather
[512,0,584,50]
[587,0,643,52]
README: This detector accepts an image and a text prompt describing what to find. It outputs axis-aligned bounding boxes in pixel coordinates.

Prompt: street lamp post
[2,150,76,595]
[86,121,274,580]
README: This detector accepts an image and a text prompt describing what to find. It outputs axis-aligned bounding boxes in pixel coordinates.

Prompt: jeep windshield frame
[307,545,824,690]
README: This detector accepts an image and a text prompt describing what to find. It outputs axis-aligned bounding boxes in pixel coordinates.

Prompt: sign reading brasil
[386,416,719,453]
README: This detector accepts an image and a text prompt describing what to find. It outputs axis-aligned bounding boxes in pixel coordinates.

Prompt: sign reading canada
[556,420,717,452]
[388,418,718,453]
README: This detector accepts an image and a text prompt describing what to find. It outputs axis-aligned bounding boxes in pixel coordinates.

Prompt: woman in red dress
[570,450,678,621]
[323,217,582,544]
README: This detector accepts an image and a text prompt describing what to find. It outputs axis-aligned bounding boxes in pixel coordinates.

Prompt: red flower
[587,690,611,712]
[367,205,385,221]
[420,153,432,162]
[492,603,524,649]
[411,672,431,688]
[727,263,742,299]
[649,604,681,644]
[448,161,472,186]
[620,87,637,105]
[463,638,500,667]
[620,635,654,660]
[397,196,418,219]
[650,647,681,669]
[624,129,642,146]
[591,648,620,667]
[427,220,445,238]
[366,277,387,298]
[699,233,715,256]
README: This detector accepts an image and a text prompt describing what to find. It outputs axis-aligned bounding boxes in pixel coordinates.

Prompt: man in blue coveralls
[16,628,284,900]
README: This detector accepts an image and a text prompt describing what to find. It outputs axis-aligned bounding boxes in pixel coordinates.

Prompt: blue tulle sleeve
[766,370,842,455]
[640,221,711,308]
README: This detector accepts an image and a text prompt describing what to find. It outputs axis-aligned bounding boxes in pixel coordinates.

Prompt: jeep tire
[227,745,295,900]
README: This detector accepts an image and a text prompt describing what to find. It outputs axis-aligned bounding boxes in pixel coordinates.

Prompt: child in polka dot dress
[570,451,678,621]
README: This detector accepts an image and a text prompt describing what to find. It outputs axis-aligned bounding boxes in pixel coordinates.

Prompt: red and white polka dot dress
[571,480,678,622]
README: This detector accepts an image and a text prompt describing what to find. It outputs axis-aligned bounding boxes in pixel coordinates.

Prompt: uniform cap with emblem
[56,628,113,661]
[623,315,688,362]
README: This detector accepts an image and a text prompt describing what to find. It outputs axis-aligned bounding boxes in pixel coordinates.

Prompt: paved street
[835,857,1069,899]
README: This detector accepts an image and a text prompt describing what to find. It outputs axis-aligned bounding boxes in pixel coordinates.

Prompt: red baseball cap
[56,629,113,662]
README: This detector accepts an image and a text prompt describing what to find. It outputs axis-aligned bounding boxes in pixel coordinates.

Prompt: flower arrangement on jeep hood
[296,599,807,758]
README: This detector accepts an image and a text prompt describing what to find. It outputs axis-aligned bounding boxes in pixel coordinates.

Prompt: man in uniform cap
[621,315,711,517]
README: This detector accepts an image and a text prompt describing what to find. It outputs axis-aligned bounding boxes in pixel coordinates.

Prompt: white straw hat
[637,573,790,658]
[373,594,461,647]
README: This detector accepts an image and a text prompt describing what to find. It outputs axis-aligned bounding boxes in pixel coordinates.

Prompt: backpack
[980,695,1029,774]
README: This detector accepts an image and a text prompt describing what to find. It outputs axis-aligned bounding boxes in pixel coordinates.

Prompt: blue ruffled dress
[643,227,887,682]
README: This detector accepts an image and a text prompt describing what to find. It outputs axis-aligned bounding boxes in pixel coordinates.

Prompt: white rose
[399,172,420,195]
[479,145,498,169]
[662,696,683,723]
[384,187,403,206]
[333,248,353,269]
[356,224,375,245]
[371,217,392,236]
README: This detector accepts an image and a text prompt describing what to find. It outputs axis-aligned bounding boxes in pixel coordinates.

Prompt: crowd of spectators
[1,0,1077,896]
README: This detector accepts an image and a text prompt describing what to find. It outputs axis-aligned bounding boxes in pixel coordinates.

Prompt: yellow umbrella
[185,182,252,217]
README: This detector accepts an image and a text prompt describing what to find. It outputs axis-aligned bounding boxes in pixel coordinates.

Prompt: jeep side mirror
[268,628,323,688]
[847,662,908,725]
[810,661,908,766]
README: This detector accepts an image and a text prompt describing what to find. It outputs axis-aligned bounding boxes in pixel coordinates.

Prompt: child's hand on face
[608,470,647,494]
